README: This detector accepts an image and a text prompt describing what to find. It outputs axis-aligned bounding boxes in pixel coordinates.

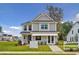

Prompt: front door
[48,36,50,43]
[48,36,54,44]
[52,36,54,43]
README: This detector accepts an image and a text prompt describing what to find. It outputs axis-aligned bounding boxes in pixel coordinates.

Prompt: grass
[57,40,78,49]
[0,41,51,52]
[64,45,78,48]
[64,42,78,48]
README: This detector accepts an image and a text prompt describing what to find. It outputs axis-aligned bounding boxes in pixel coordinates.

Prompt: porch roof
[32,33,58,36]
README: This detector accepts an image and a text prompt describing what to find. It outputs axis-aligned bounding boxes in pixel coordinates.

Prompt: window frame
[36,36,41,40]
[40,23,49,30]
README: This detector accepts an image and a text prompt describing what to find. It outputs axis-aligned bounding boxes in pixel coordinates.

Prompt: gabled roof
[21,13,55,25]
[32,13,54,22]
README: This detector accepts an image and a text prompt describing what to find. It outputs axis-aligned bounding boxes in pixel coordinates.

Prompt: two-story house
[21,13,58,45]
[66,21,79,45]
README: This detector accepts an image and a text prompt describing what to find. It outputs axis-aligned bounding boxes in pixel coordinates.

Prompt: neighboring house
[21,13,58,45]
[2,34,13,41]
[0,32,3,41]
[66,21,79,44]
[0,34,17,41]
[0,26,3,40]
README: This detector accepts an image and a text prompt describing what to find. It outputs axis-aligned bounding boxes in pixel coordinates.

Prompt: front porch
[22,34,58,45]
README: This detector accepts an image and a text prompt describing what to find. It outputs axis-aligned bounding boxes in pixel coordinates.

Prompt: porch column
[31,36,35,41]
[27,25,29,31]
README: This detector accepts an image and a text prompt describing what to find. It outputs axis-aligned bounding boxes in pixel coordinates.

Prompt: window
[78,29,79,33]
[36,36,41,40]
[41,24,48,29]
[72,37,73,42]
[28,25,32,31]
[24,26,27,30]
[72,30,73,34]
[28,35,31,41]
[70,37,74,42]
[70,37,71,42]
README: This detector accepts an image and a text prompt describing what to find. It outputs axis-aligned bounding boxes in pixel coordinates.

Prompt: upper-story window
[41,24,48,30]
[72,30,73,34]
[24,25,27,31]
[28,25,32,31]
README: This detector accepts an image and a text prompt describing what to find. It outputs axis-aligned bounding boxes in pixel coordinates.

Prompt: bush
[41,42,43,45]
[44,42,47,45]
[70,48,73,51]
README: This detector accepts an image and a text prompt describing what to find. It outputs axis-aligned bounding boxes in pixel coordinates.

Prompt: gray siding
[32,23,57,31]
[37,14,50,21]
[49,23,56,31]
[32,23,39,31]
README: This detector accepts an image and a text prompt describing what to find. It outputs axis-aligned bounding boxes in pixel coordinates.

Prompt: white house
[0,32,3,40]
[21,13,58,45]
[66,21,79,45]
[66,13,79,45]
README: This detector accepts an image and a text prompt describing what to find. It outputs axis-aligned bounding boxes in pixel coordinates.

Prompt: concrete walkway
[48,44,64,53]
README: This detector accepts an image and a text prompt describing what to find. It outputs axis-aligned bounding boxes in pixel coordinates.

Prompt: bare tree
[47,5,63,21]
[47,5,63,32]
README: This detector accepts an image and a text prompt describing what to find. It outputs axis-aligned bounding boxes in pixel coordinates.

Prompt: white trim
[32,13,54,22]
[39,23,49,31]
[32,34,58,36]
[32,22,58,24]
[55,23,57,31]
[48,23,49,31]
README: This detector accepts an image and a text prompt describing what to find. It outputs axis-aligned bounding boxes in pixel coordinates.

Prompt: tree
[47,6,63,21]
[47,5,63,41]
[47,5,63,32]
[0,26,2,32]
[61,21,73,36]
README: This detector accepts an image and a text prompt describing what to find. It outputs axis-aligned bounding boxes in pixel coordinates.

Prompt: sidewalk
[48,44,64,53]
[0,51,76,55]
[0,52,52,55]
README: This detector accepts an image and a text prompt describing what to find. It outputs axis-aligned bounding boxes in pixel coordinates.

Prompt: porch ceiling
[32,33,58,36]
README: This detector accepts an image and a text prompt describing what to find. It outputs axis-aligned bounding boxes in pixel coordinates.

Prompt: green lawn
[64,45,78,48]
[57,40,78,50]
[0,41,51,52]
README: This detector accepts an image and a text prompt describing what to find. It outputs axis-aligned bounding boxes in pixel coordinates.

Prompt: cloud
[9,26,22,30]
[3,30,11,33]
[1,25,22,36]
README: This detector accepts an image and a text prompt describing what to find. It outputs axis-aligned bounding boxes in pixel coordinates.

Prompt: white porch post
[31,36,36,41]
[27,25,29,31]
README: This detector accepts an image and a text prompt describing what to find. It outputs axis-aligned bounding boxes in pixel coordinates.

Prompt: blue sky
[0,3,79,36]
